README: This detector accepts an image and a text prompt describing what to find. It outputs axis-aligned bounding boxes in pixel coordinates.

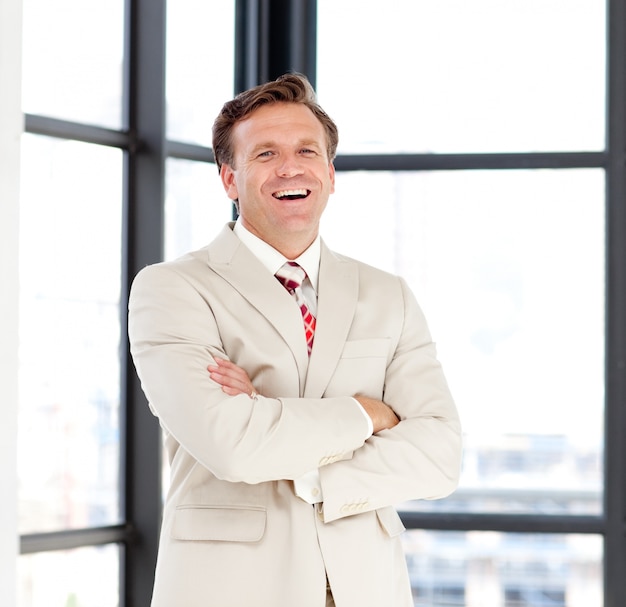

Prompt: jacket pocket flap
[375,506,406,538]
[341,338,390,359]
[172,505,266,542]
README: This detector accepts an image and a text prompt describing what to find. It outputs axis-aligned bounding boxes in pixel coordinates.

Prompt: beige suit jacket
[128,223,462,607]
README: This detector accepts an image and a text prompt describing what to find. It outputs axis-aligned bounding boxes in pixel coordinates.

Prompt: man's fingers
[208,368,246,389]
[208,358,256,397]
[212,358,249,380]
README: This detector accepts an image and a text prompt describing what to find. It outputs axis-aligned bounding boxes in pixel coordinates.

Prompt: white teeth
[274,189,308,199]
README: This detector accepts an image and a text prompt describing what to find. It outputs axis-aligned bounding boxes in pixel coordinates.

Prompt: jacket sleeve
[128,262,371,485]
[318,277,463,522]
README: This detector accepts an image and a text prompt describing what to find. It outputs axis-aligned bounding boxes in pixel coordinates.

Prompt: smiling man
[128,73,462,607]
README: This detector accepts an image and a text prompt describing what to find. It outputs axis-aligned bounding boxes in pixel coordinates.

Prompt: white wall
[0,0,23,604]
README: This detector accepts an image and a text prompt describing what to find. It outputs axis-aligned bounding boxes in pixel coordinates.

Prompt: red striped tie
[275,262,316,356]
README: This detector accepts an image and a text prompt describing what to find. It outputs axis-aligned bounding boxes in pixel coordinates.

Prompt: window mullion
[604,0,626,605]
[122,0,166,605]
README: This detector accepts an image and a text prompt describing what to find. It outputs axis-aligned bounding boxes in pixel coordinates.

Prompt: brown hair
[212,73,339,172]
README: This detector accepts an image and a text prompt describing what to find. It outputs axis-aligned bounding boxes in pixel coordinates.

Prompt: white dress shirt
[233,220,373,503]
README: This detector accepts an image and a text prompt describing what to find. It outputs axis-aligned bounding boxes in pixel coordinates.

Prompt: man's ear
[220,164,239,200]
[328,162,336,195]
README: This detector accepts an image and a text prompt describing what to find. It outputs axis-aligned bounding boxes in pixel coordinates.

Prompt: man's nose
[277,155,304,178]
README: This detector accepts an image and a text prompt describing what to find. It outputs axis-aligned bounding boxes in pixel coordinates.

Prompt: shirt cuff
[294,469,323,504]
[352,397,374,438]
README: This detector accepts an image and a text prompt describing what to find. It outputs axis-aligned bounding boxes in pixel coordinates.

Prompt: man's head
[214,73,339,258]
[212,73,338,173]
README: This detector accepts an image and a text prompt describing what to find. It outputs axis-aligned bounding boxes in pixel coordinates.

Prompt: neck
[272,234,316,260]
[239,219,318,259]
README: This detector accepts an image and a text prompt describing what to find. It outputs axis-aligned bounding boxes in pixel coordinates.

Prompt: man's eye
[300,148,316,155]
[258,151,273,158]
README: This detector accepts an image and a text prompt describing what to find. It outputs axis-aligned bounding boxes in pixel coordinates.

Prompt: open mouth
[273,188,310,200]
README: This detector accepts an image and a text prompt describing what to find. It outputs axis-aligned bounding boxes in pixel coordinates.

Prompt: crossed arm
[207,357,400,434]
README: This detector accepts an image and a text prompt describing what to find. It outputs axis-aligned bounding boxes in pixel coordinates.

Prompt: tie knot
[275,261,306,291]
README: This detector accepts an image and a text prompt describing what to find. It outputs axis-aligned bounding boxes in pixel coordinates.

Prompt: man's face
[220,102,335,254]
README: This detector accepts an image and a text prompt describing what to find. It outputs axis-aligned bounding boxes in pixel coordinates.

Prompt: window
[18,1,626,605]
[21,0,125,129]
[166,0,234,146]
[403,530,601,606]
[19,136,123,536]
[317,0,605,155]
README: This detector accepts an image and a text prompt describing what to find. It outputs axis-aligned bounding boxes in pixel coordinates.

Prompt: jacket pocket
[324,338,390,399]
[375,506,406,538]
[171,505,266,542]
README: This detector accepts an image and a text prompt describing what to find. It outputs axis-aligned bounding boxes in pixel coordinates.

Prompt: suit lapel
[304,243,359,397]
[206,224,309,384]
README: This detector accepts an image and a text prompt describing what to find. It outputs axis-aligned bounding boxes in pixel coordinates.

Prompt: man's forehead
[236,103,322,132]
[232,104,327,151]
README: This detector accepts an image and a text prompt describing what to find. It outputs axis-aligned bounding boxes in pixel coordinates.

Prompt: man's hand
[354,395,400,434]
[208,358,257,398]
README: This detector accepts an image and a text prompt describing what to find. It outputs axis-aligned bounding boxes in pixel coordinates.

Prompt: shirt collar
[233,219,321,291]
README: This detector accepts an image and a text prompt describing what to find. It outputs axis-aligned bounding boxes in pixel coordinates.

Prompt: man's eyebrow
[248,139,323,156]
[248,142,276,156]
[297,139,323,148]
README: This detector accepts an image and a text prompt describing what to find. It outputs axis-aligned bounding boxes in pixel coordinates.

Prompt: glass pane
[317,0,606,154]
[166,0,235,146]
[21,0,125,128]
[18,135,123,533]
[165,158,234,260]
[18,544,120,607]
[402,530,602,606]
[322,169,604,516]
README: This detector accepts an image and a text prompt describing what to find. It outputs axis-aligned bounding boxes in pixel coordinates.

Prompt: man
[128,73,462,607]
